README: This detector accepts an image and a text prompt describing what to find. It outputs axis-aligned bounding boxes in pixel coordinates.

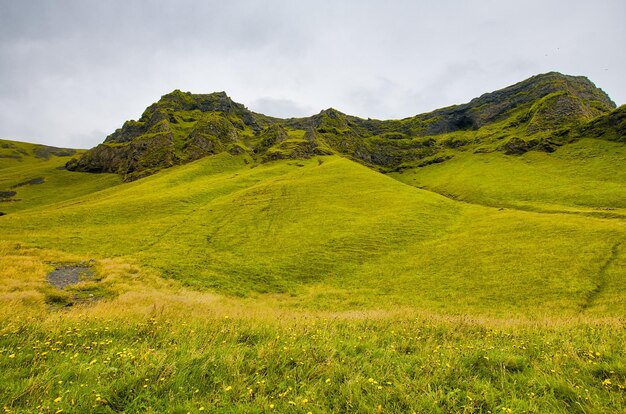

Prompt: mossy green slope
[1,74,626,413]
[2,151,624,316]
[579,104,626,142]
[0,139,121,214]
[390,138,626,217]
[65,72,620,180]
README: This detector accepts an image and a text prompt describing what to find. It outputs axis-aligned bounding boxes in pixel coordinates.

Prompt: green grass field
[1,136,625,412]
[0,140,121,214]
[390,138,626,217]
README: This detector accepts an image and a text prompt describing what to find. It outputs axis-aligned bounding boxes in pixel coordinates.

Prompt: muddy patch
[44,261,115,307]
[47,265,94,289]
[11,177,45,188]
[0,191,16,199]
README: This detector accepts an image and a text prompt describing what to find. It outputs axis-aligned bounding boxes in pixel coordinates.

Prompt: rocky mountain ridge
[66,72,622,180]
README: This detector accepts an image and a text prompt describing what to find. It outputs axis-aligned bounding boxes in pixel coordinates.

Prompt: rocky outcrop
[255,125,288,153]
[526,91,605,134]
[66,132,178,176]
[414,72,615,136]
[262,128,333,161]
[578,105,626,142]
[67,91,260,179]
[184,114,241,161]
[502,137,555,155]
[66,72,622,178]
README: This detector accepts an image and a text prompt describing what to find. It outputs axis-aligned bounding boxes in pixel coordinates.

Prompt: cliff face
[578,105,626,142]
[417,72,614,135]
[67,72,620,180]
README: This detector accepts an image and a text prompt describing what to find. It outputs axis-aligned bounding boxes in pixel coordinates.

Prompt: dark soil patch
[11,177,45,188]
[0,191,17,199]
[47,265,94,289]
[34,146,76,159]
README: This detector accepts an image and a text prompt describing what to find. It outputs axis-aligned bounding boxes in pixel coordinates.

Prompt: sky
[0,0,624,148]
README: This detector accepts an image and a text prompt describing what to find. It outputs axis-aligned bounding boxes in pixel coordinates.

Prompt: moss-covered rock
[578,105,626,143]
[67,72,622,178]
[255,125,288,153]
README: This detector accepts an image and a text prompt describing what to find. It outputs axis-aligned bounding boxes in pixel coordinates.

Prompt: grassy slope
[0,139,121,214]
[1,246,625,413]
[1,137,625,412]
[1,150,624,316]
[390,138,626,216]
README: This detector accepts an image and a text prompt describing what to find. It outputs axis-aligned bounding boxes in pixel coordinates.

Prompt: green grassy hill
[0,139,121,214]
[390,138,626,217]
[1,140,624,316]
[1,72,625,412]
[64,72,618,181]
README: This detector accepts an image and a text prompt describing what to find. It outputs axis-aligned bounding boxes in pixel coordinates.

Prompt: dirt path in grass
[582,240,623,311]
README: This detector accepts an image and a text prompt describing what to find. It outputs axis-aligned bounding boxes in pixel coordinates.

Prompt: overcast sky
[0,0,624,148]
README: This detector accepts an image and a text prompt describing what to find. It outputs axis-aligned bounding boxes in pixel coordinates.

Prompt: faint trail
[581,241,623,311]
[134,176,264,253]
[408,184,626,220]
[138,204,204,252]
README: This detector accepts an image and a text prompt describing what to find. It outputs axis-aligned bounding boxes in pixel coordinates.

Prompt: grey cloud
[249,98,313,118]
[0,0,624,147]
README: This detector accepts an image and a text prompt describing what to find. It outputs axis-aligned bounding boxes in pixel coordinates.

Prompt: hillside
[1,143,624,316]
[2,71,625,313]
[1,73,626,412]
[65,72,619,180]
[0,139,121,214]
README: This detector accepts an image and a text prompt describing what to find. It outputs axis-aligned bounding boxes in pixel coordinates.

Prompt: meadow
[0,137,625,412]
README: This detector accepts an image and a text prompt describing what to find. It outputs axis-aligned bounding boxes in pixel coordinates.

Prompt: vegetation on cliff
[1,72,625,412]
[66,72,618,180]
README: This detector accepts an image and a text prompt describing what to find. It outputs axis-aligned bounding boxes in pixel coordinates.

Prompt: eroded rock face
[579,105,626,143]
[67,92,256,178]
[503,137,556,156]
[526,92,599,134]
[503,137,530,155]
[416,73,614,136]
[255,125,288,153]
[66,72,621,177]
[67,133,178,174]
